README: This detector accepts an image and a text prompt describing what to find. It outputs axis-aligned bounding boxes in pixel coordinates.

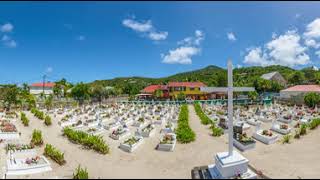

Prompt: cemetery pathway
[187,104,214,142]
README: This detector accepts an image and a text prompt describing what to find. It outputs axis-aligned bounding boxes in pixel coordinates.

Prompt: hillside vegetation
[90,65,320,95]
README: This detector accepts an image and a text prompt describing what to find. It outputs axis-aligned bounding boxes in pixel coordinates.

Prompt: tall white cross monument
[202,60,257,179]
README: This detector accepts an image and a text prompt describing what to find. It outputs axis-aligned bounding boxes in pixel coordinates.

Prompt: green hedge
[73,165,89,179]
[31,129,43,146]
[31,108,45,120]
[210,123,224,137]
[63,127,109,154]
[44,144,66,165]
[44,115,52,126]
[309,118,320,130]
[20,112,29,126]
[176,105,196,143]
[194,103,211,125]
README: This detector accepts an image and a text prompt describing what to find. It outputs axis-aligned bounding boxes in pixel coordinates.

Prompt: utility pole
[42,74,46,95]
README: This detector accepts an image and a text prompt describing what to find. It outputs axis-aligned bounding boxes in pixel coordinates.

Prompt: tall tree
[289,71,305,85]
[91,84,107,104]
[71,82,91,106]
[0,85,19,111]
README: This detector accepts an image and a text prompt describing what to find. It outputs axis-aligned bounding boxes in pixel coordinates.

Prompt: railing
[118,98,272,105]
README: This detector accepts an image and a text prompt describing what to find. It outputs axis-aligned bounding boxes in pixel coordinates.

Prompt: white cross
[200,60,255,156]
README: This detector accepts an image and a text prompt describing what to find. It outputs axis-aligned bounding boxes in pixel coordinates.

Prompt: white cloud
[76,35,86,41]
[46,67,53,74]
[148,31,168,41]
[122,19,152,33]
[1,23,13,32]
[4,40,17,48]
[194,30,204,45]
[295,14,301,19]
[236,64,243,68]
[123,17,168,41]
[304,18,320,39]
[244,30,310,67]
[266,30,310,67]
[1,35,16,48]
[303,18,320,50]
[227,32,237,41]
[244,47,270,66]
[162,46,200,65]
[178,30,204,46]
[162,30,204,65]
[305,39,320,48]
[1,35,10,41]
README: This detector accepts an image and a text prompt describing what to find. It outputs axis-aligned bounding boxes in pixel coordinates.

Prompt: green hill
[90,65,320,95]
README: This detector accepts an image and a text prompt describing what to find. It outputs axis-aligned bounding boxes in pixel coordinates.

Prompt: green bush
[194,103,211,125]
[176,105,196,143]
[282,134,292,144]
[44,115,52,126]
[31,108,45,120]
[309,118,320,130]
[44,144,66,165]
[299,124,308,136]
[63,127,109,154]
[73,165,89,179]
[31,129,43,146]
[20,112,29,126]
[210,124,224,137]
[304,92,320,108]
[294,130,300,139]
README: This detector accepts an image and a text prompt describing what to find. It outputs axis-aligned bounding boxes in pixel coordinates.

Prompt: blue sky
[1,2,320,84]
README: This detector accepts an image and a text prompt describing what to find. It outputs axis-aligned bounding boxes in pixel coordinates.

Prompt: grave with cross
[202,60,257,179]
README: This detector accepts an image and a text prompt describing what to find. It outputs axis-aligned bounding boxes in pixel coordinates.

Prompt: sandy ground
[2,105,320,179]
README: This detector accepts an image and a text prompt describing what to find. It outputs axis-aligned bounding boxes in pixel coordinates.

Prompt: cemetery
[0,61,320,178]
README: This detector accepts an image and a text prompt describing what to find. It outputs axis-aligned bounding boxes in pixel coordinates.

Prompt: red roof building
[141,85,167,94]
[280,85,320,103]
[30,82,55,88]
[280,85,320,92]
[29,82,55,96]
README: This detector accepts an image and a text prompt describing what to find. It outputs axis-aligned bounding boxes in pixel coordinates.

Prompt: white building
[29,82,55,96]
[261,71,287,86]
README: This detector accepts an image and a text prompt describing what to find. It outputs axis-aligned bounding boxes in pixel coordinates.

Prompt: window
[189,87,195,91]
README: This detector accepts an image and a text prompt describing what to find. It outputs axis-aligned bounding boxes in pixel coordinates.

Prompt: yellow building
[168,82,208,100]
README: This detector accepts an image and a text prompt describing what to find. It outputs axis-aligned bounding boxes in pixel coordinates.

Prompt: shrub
[299,124,308,136]
[309,118,320,130]
[31,129,43,146]
[294,130,300,139]
[63,127,109,154]
[20,112,29,126]
[31,108,45,120]
[194,103,211,125]
[73,165,89,179]
[44,144,66,165]
[176,105,196,143]
[282,134,292,144]
[210,124,224,137]
[304,92,320,108]
[44,115,52,126]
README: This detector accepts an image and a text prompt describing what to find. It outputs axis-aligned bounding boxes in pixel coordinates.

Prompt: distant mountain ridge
[90,65,320,94]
